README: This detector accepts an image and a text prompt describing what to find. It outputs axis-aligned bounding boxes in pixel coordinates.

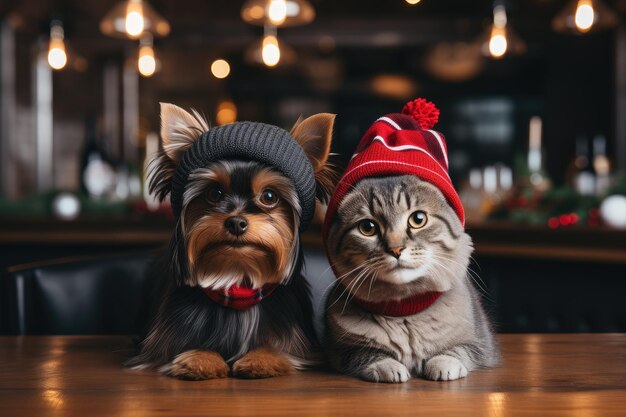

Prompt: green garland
[490,177,626,227]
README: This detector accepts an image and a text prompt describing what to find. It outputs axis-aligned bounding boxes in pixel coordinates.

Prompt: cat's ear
[160,102,208,163]
[290,113,337,203]
[148,103,209,202]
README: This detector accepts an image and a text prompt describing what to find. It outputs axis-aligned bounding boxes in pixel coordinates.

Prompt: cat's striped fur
[325,175,499,382]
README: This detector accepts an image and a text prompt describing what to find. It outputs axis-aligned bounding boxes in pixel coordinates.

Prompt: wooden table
[1,335,626,416]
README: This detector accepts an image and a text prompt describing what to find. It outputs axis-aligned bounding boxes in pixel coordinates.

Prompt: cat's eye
[207,185,224,202]
[259,189,279,208]
[358,219,378,236]
[408,211,428,229]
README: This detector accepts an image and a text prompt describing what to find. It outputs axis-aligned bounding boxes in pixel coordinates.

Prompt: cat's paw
[165,350,229,380]
[359,358,411,383]
[423,355,468,381]
[232,348,294,379]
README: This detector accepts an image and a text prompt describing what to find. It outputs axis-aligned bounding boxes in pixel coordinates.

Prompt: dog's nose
[225,216,248,236]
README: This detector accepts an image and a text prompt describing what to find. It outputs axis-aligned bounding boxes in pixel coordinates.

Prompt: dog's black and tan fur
[127,104,335,380]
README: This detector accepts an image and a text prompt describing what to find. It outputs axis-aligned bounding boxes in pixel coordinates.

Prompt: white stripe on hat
[427,129,449,168]
[338,159,454,194]
[376,116,402,130]
[368,136,451,180]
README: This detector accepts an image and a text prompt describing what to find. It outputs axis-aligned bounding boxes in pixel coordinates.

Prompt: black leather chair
[1,252,155,335]
[0,249,335,336]
[3,248,623,335]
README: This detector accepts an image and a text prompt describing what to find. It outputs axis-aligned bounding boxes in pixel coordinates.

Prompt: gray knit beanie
[170,121,316,230]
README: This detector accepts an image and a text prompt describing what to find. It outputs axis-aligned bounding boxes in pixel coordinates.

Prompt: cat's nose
[387,246,405,259]
[224,216,248,236]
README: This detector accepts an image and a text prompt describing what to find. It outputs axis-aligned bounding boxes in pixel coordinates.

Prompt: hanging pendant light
[137,35,157,77]
[244,25,296,67]
[100,0,170,39]
[262,31,281,67]
[478,3,526,59]
[47,20,67,70]
[244,35,296,67]
[241,0,315,27]
[46,20,87,72]
[552,0,619,34]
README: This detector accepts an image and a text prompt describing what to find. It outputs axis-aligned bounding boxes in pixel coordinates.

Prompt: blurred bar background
[1,0,626,333]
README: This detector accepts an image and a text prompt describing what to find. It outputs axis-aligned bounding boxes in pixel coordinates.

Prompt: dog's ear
[160,102,208,162]
[290,113,337,203]
[290,113,334,172]
[148,103,209,202]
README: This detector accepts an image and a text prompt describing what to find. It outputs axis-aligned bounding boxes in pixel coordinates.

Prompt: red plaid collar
[352,291,443,317]
[202,284,278,310]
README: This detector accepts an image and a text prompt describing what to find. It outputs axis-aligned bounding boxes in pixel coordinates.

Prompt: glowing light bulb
[125,0,145,37]
[48,40,67,70]
[488,5,508,58]
[216,101,237,125]
[405,0,421,4]
[138,44,156,77]
[268,0,287,25]
[211,59,231,79]
[262,35,280,67]
[489,28,508,58]
[575,0,595,32]
[47,23,67,70]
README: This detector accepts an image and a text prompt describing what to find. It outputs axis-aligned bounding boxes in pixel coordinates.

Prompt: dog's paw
[423,355,468,381]
[231,349,294,379]
[166,350,229,380]
[359,358,411,383]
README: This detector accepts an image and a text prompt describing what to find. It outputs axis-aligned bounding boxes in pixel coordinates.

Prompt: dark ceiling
[4,0,626,51]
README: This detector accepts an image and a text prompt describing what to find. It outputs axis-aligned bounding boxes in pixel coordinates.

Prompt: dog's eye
[408,211,428,229]
[207,185,224,202]
[358,219,378,236]
[259,189,279,207]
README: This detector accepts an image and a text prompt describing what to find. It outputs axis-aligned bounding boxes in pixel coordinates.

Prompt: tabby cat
[324,175,499,382]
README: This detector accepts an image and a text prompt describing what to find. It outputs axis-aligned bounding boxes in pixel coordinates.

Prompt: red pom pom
[402,98,440,130]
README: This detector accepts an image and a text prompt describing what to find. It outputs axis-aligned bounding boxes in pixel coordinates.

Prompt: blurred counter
[1,218,625,269]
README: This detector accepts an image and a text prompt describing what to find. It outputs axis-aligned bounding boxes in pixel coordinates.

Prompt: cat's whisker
[467,255,490,295]
[426,255,494,303]
[340,266,376,313]
[318,257,361,278]
[367,268,380,299]
[428,253,491,299]
[350,268,374,300]
[328,260,377,309]
[345,266,371,294]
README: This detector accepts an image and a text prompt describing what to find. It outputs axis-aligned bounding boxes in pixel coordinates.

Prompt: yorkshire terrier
[127,103,335,380]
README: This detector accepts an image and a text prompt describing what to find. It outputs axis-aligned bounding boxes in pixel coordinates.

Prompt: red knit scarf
[202,284,277,310]
[353,291,443,317]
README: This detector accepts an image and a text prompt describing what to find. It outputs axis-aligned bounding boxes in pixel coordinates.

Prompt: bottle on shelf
[572,135,595,196]
[524,116,551,192]
[592,134,611,196]
[79,116,115,199]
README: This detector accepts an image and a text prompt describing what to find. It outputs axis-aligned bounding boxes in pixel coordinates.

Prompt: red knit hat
[323,98,464,238]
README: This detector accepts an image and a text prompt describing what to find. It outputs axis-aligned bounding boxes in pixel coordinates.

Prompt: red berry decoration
[548,217,559,229]
[402,98,440,130]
